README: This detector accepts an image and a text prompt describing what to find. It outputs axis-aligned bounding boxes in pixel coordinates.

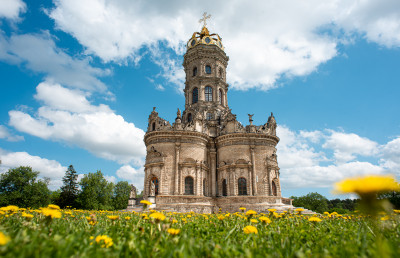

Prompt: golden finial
[199,12,211,28]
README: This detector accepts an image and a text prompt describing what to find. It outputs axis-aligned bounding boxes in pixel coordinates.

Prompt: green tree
[0,166,50,208]
[76,171,114,210]
[291,192,329,213]
[113,181,131,210]
[379,191,400,209]
[59,165,79,208]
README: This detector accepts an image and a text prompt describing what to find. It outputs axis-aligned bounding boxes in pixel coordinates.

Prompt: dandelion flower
[47,204,60,210]
[308,217,322,222]
[334,175,400,195]
[243,225,258,234]
[239,207,246,211]
[250,219,258,223]
[268,209,277,212]
[259,216,271,224]
[94,235,113,248]
[149,212,166,222]
[41,208,62,219]
[167,228,181,235]
[0,232,10,245]
[246,210,257,216]
[22,212,34,220]
[107,215,119,221]
[140,200,152,206]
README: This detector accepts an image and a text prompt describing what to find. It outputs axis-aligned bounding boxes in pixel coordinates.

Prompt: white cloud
[0,149,67,190]
[48,0,400,91]
[116,165,144,189]
[323,131,379,163]
[277,126,395,190]
[0,32,109,92]
[0,125,23,141]
[9,82,146,165]
[0,0,26,20]
[380,137,400,172]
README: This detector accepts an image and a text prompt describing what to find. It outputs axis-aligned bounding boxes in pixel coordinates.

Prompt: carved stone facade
[143,24,293,213]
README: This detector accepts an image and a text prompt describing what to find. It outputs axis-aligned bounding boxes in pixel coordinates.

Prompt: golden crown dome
[187,25,224,50]
[187,13,224,50]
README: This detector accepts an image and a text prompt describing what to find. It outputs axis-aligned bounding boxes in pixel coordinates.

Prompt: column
[250,145,257,196]
[210,148,217,197]
[196,164,201,196]
[174,143,180,195]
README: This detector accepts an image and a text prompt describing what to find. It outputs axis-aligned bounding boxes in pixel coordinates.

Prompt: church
[142,16,293,213]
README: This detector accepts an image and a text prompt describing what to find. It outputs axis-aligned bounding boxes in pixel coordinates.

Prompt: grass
[0,206,399,257]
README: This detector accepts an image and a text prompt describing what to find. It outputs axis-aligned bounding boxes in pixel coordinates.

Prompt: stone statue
[150,180,156,196]
[177,108,181,118]
[248,114,254,125]
[129,184,137,199]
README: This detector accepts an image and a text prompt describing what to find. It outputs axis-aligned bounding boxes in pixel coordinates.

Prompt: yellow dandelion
[239,207,246,211]
[22,212,34,220]
[217,215,225,221]
[308,217,322,222]
[0,232,10,245]
[245,210,257,216]
[334,175,400,195]
[380,215,390,221]
[394,210,400,214]
[250,219,258,223]
[172,219,178,223]
[259,216,271,224]
[107,215,119,221]
[1,205,19,212]
[268,209,277,212]
[167,228,181,235]
[149,212,166,222]
[140,200,152,206]
[243,225,258,234]
[47,204,60,210]
[295,208,304,212]
[41,208,62,219]
[125,216,131,220]
[94,235,113,248]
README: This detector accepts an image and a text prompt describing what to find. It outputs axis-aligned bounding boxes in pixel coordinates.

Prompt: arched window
[150,177,159,195]
[219,67,223,78]
[205,65,211,74]
[272,181,277,196]
[185,176,194,195]
[192,87,198,104]
[238,178,247,196]
[203,178,207,196]
[206,113,213,120]
[152,122,155,131]
[205,86,213,102]
[187,113,192,123]
[193,67,197,77]
[219,89,223,105]
[222,179,227,196]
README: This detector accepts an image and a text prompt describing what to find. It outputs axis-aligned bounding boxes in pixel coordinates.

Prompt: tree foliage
[113,181,131,210]
[0,166,50,208]
[379,191,400,209]
[59,165,79,208]
[76,171,114,210]
[291,192,329,213]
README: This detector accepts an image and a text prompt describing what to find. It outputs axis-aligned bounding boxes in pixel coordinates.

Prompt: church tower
[142,14,293,213]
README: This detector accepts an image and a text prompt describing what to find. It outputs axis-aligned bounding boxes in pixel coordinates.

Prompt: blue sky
[1,0,400,199]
